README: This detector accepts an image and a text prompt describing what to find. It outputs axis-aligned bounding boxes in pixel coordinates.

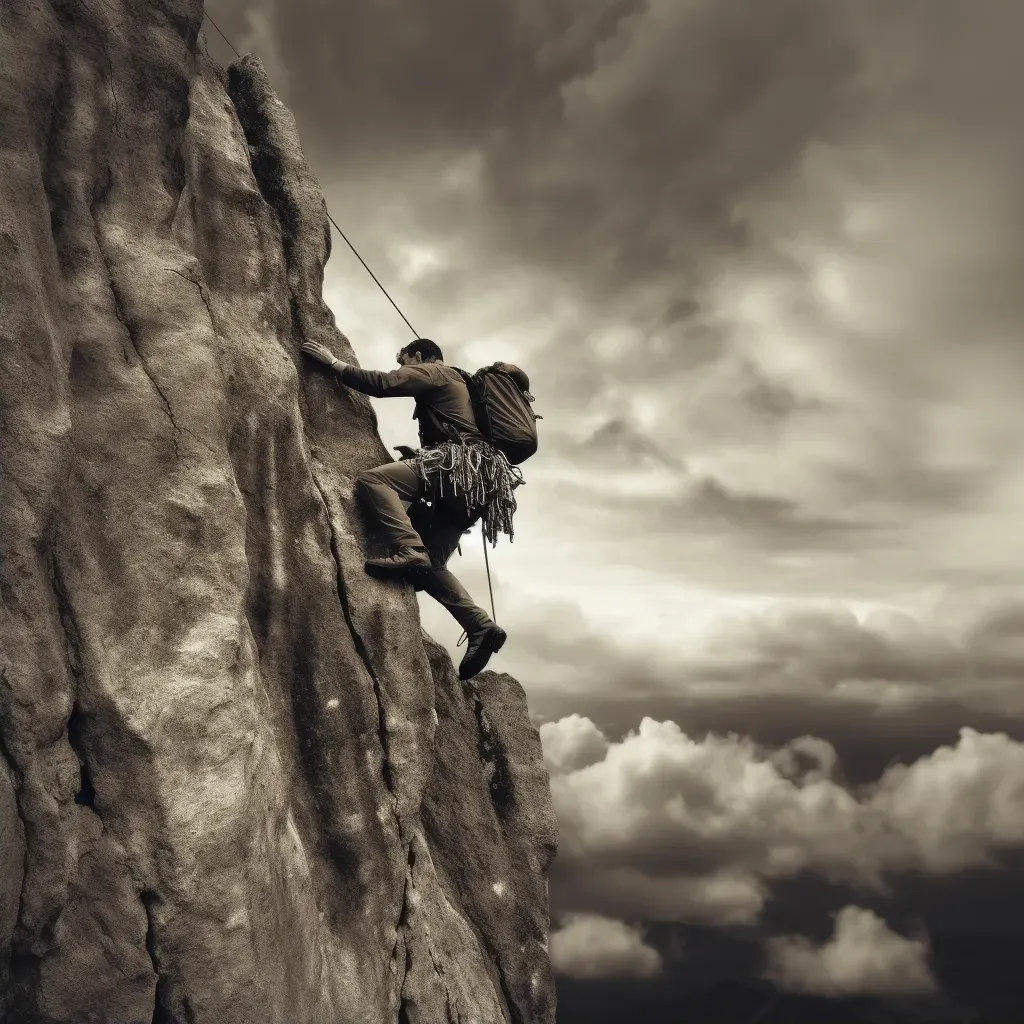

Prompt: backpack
[454,364,541,465]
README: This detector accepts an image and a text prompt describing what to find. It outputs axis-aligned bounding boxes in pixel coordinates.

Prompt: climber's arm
[336,363,435,398]
[300,341,436,398]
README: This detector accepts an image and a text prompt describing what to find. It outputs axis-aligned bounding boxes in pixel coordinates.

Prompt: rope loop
[416,437,524,547]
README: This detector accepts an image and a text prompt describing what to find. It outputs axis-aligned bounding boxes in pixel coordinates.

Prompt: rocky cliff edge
[0,2,558,1021]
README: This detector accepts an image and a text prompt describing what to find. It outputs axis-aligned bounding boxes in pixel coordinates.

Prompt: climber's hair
[400,338,444,363]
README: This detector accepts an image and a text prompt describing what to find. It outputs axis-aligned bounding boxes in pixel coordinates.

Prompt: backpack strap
[452,366,493,439]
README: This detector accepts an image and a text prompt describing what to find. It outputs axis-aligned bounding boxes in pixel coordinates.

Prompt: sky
[204,2,1024,1018]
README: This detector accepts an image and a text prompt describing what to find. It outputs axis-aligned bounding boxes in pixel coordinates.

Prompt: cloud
[549,913,662,981]
[488,0,865,290]
[764,906,937,998]
[206,0,1024,632]
[506,592,1024,708]
[542,716,1024,927]
[538,713,609,774]
[573,417,683,471]
[232,0,291,104]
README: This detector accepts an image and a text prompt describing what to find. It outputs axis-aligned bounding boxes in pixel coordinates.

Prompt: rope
[482,527,496,623]
[202,12,419,339]
[204,11,240,59]
[417,439,524,547]
[419,437,522,626]
[326,211,419,337]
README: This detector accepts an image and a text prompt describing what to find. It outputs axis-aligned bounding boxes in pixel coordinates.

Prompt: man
[300,337,518,681]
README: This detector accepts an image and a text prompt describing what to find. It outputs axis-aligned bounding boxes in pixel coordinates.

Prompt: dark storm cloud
[205,0,868,296]
[207,0,642,165]
[481,0,863,286]
[206,0,1024,352]
[248,0,1024,309]
[208,1,1024,532]
[515,593,1024,704]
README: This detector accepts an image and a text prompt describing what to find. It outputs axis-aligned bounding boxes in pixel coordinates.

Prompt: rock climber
[300,337,524,681]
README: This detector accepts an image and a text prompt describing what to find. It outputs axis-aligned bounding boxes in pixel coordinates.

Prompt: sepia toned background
[204,2,1024,1017]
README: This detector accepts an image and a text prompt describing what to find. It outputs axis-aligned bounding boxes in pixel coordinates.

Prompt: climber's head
[397,338,444,366]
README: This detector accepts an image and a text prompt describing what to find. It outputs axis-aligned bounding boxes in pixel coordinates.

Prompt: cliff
[0,2,558,1022]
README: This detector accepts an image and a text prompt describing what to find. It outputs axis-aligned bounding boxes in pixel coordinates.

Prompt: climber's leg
[412,503,506,679]
[408,504,484,625]
[421,567,492,634]
[357,461,431,575]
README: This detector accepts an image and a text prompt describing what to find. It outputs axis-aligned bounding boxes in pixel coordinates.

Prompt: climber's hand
[301,341,343,367]
[393,445,418,461]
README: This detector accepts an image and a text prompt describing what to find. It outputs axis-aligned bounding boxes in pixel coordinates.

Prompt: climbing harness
[417,438,523,548]
[205,12,507,625]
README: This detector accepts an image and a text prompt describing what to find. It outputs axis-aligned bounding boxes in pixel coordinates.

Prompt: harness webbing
[417,439,524,547]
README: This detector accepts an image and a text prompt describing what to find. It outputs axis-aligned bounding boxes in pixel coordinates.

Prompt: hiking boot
[365,546,432,578]
[458,623,508,680]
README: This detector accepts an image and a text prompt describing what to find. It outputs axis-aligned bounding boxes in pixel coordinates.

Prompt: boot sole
[459,626,507,681]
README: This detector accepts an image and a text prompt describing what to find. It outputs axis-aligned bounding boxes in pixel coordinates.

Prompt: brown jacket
[338,362,484,447]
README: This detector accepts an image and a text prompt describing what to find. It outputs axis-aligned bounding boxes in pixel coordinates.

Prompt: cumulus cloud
[542,716,1024,927]
[549,913,662,981]
[764,906,937,998]
[539,713,610,774]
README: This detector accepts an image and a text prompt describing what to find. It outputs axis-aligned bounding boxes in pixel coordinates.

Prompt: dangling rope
[482,527,496,623]
[457,523,498,643]
[417,438,524,547]
[421,436,526,628]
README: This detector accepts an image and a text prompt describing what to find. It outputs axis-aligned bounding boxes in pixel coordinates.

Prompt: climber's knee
[356,466,397,511]
[356,465,384,492]
[361,459,426,503]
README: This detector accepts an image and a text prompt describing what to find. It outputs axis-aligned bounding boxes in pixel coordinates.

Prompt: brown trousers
[356,459,492,633]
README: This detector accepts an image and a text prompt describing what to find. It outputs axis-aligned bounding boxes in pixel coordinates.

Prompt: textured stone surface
[0,2,558,1021]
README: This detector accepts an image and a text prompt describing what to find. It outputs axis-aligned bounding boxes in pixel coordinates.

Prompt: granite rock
[0,3,557,1021]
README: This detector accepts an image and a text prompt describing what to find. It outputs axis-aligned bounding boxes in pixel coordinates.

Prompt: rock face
[0,3,558,1022]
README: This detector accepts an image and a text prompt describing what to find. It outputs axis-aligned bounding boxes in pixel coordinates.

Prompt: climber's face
[397,350,422,367]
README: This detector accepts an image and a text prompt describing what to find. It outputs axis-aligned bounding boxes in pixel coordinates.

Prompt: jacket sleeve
[337,363,437,398]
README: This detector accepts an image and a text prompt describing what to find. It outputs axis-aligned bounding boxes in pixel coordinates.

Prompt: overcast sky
[205,2,1024,1016]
